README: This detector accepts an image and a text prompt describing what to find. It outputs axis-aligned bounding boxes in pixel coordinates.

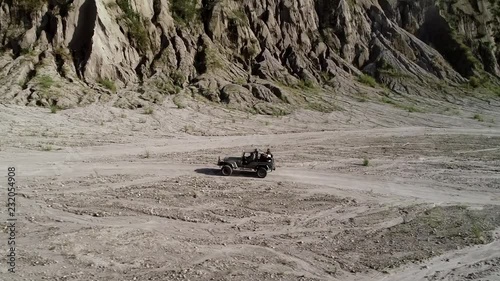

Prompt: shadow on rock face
[69,0,97,80]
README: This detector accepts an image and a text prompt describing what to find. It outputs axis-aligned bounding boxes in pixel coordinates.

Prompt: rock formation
[0,0,499,112]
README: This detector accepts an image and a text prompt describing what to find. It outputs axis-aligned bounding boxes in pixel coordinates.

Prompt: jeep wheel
[221,165,233,176]
[256,167,267,178]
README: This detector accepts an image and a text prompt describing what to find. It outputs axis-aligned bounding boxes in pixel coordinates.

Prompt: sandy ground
[0,96,500,281]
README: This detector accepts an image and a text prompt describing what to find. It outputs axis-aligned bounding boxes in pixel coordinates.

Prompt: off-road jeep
[217,150,276,178]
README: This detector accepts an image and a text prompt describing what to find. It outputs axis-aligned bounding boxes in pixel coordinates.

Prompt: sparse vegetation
[355,92,368,102]
[358,74,378,88]
[170,70,186,87]
[15,0,47,11]
[154,79,178,95]
[53,47,71,61]
[116,0,150,53]
[143,149,151,159]
[471,224,484,242]
[41,144,53,151]
[105,1,118,9]
[182,124,194,133]
[37,75,54,89]
[296,79,315,90]
[230,8,248,25]
[469,76,480,88]
[144,107,154,115]
[379,68,412,78]
[406,106,419,113]
[169,0,200,26]
[21,47,36,56]
[363,158,370,166]
[270,107,290,116]
[97,78,117,93]
[204,47,224,70]
[381,96,395,105]
[473,114,484,122]
[381,97,423,113]
[50,105,58,114]
[308,102,334,113]
[235,78,247,85]
[173,95,186,109]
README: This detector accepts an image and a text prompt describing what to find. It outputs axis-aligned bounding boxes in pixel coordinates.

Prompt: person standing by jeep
[266,149,273,160]
[252,149,259,161]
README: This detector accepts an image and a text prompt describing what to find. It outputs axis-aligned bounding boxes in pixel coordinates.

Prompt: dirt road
[1,104,500,280]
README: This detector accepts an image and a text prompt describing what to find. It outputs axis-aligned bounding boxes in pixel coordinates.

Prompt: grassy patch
[170,70,186,87]
[381,97,395,105]
[296,79,316,90]
[204,47,224,70]
[377,60,413,78]
[482,80,500,97]
[116,0,150,53]
[471,224,484,241]
[400,105,423,113]
[53,47,71,61]
[380,97,423,113]
[169,0,200,26]
[469,76,481,88]
[363,158,370,166]
[97,78,117,93]
[153,79,179,95]
[379,68,412,78]
[16,0,47,11]
[50,105,58,114]
[307,102,334,113]
[230,8,248,25]
[38,75,54,89]
[235,77,247,85]
[358,74,378,88]
[355,92,368,102]
[320,71,335,82]
[271,107,289,117]
[21,47,36,56]
[473,114,484,122]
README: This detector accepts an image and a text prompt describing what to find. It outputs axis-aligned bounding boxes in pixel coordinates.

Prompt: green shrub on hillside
[358,74,378,88]
[469,77,480,88]
[169,0,200,26]
[116,0,150,53]
[15,0,47,10]
[97,78,117,93]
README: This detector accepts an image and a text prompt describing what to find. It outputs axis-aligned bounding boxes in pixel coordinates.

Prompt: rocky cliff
[0,0,499,112]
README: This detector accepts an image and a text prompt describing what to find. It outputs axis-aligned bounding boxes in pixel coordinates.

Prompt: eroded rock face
[0,0,498,109]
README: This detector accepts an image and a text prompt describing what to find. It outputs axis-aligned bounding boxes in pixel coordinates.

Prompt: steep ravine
[0,0,499,112]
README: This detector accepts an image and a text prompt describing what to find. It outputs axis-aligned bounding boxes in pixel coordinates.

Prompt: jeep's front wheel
[256,167,267,178]
[221,165,233,176]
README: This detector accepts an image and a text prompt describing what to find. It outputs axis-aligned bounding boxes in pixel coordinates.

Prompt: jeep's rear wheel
[256,167,267,178]
[221,165,233,176]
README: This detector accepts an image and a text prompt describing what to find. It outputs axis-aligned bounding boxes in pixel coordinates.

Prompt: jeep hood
[223,157,241,162]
